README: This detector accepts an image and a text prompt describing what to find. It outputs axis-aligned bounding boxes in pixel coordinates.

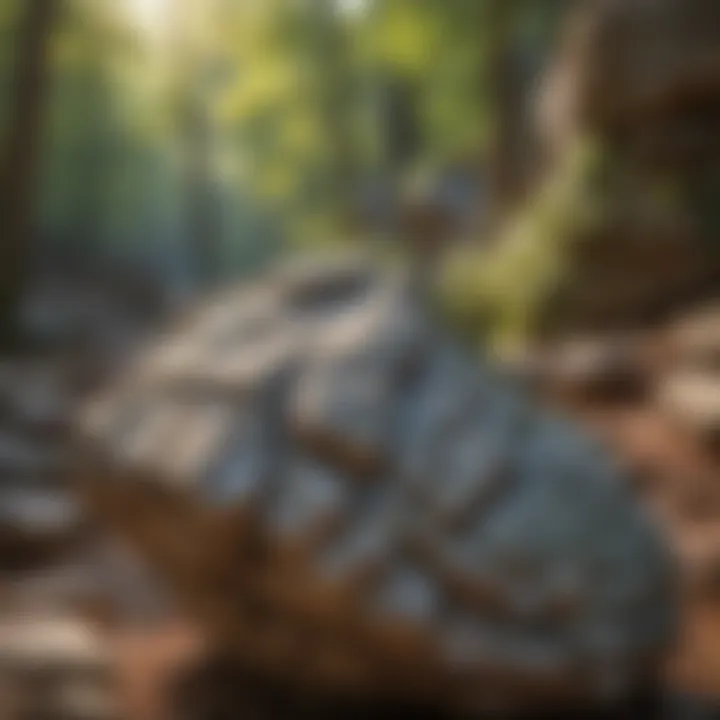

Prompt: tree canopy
[0,0,569,308]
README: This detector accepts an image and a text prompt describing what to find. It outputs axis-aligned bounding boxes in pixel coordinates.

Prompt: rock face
[532,0,720,333]
[540,0,720,154]
[74,258,676,715]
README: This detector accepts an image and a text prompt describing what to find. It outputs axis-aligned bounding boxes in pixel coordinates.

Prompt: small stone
[504,336,647,402]
[658,372,720,446]
[0,361,71,430]
[669,304,720,371]
[0,488,81,536]
[0,430,64,475]
[0,618,111,674]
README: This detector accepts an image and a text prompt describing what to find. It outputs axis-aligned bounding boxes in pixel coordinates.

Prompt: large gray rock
[74,257,677,715]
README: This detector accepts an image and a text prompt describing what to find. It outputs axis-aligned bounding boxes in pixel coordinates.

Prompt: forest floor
[0,288,718,719]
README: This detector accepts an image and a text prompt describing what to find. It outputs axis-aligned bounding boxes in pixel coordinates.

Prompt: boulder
[74,258,677,715]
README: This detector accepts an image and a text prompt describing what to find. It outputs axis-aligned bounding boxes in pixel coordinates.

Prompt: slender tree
[484,0,527,225]
[0,0,59,343]
[169,0,221,291]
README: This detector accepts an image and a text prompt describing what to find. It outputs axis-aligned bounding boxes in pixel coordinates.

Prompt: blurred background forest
[0,0,570,338]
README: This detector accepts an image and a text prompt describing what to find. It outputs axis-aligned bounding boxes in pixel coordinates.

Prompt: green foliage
[0,0,569,285]
[440,138,608,352]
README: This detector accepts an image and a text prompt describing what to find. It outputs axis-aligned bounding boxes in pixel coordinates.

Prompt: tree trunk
[485,0,526,227]
[314,0,358,236]
[168,0,221,295]
[183,92,219,287]
[0,0,59,345]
